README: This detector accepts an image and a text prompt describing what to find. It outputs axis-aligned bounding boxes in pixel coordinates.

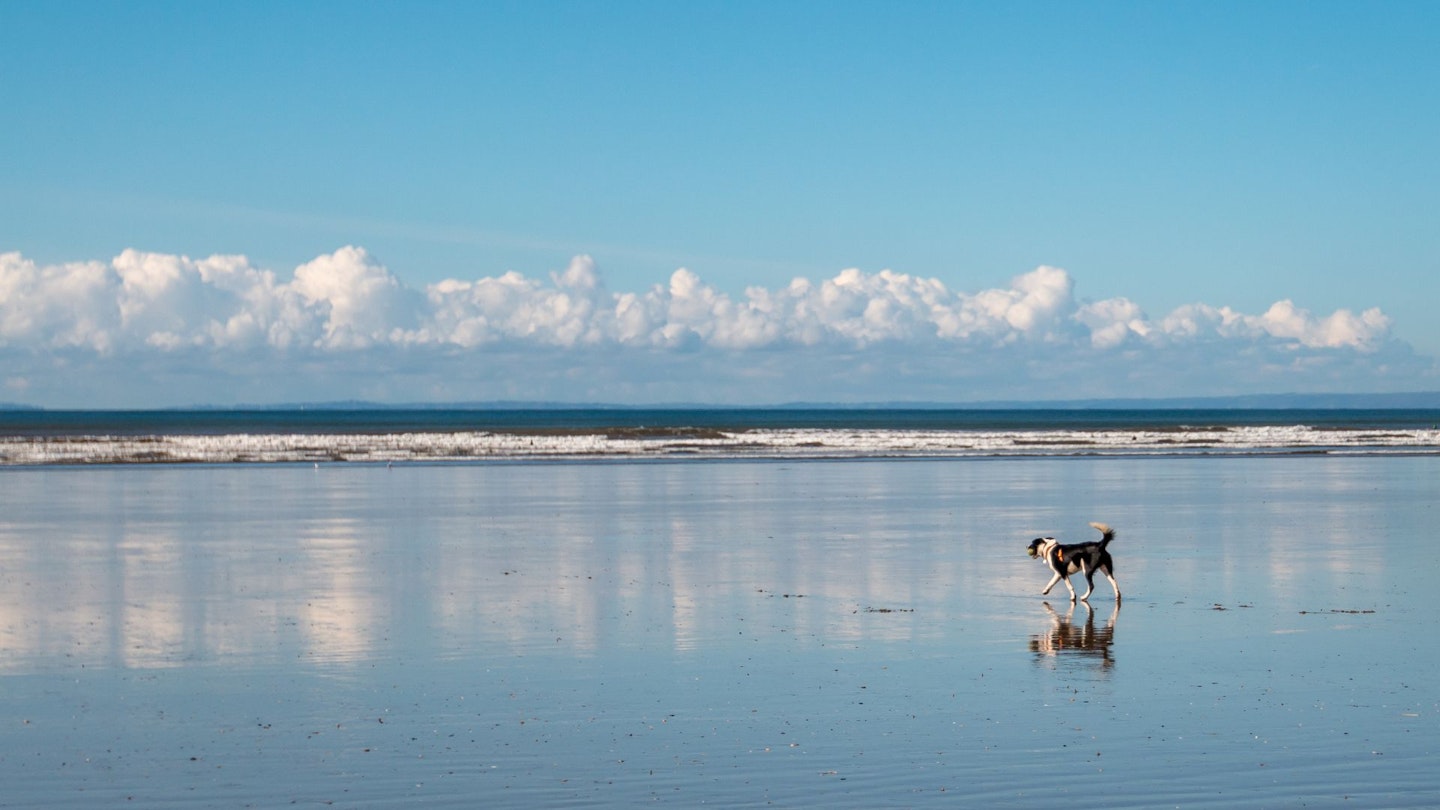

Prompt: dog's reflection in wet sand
[1029,600,1118,670]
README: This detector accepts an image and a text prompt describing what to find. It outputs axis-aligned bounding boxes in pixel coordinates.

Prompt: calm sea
[4,406,1440,436]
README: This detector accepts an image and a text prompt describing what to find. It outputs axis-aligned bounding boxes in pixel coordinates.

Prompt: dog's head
[1026,538,1048,558]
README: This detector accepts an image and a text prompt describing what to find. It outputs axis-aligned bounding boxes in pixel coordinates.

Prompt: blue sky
[3,1,1438,407]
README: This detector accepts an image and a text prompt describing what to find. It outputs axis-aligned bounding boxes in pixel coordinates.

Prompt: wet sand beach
[2,456,1437,807]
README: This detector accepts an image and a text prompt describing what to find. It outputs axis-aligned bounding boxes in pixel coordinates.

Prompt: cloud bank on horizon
[0,247,1430,407]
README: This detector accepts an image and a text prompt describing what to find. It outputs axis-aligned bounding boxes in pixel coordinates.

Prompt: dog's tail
[1090,522,1115,548]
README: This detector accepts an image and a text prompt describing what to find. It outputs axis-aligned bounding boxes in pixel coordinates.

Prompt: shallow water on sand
[1,457,1437,807]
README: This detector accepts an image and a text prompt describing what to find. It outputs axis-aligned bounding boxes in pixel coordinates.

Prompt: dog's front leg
[1055,570,1077,602]
[1040,571,1063,596]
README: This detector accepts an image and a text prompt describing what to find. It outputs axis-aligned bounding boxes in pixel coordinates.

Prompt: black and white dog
[1025,522,1121,602]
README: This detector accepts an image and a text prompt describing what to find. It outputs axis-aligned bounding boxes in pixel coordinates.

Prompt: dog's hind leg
[1098,554,1121,601]
[1101,565,1121,601]
[1078,559,1095,602]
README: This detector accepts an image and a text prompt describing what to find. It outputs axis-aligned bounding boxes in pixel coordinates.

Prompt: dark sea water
[4,406,1440,436]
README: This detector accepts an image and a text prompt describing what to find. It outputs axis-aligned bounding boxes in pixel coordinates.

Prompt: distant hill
[750,393,1440,410]
[927,392,1440,410]
[197,391,1440,411]
[210,394,1440,411]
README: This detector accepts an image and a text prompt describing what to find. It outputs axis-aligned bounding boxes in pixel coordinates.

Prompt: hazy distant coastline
[5,391,1437,413]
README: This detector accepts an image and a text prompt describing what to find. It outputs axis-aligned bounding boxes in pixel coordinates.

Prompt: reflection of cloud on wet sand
[295,520,378,663]
[1029,601,1118,673]
[2,457,1417,674]
[0,523,192,670]
[0,517,387,673]
[0,472,1067,671]
[0,464,1132,670]
[114,530,187,668]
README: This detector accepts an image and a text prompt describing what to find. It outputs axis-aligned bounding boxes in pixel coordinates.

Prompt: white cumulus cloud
[0,246,1427,407]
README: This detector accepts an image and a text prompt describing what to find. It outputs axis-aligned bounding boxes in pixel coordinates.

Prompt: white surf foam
[3,424,1438,464]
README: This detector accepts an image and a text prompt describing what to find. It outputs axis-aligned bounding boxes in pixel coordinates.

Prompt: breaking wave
[4,423,1439,465]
